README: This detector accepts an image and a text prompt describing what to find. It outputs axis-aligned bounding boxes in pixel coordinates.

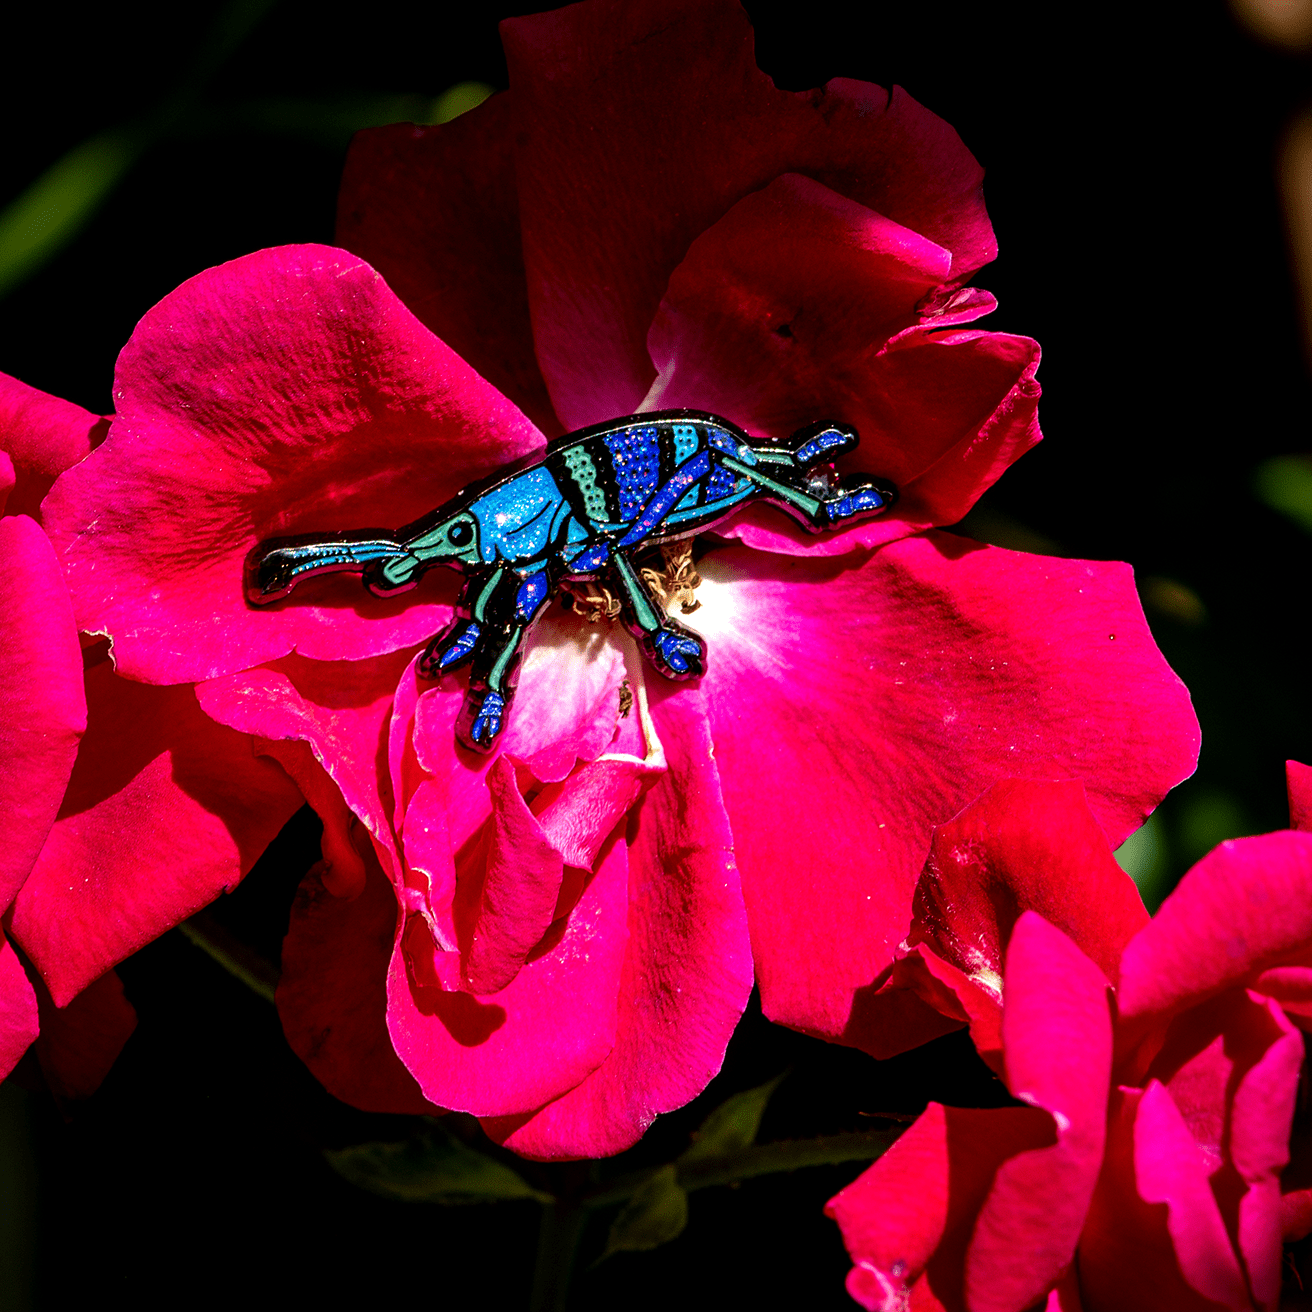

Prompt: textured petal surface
[645,173,1040,557]
[827,1102,1054,1312]
[483,683,753,1159]
[0,516,86,909]
[277,854,443,1115]
[965,914,1112,1312]
[694,533,1199,1043]
[9,662,302,1004]
[1117,830,1312,1046]
[42,244,543,684]
[503,0,995,429]
[336,97,559,436]
[0,932,39,1080]
[0,370,106,519]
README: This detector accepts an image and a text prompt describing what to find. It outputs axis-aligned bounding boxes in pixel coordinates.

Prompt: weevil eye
[448,520,474,546]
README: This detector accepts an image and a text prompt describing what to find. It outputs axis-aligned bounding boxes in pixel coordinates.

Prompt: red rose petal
[277,855,442,1115]
[1117,830,1312,1051]
[9,664,302,1004]
[0,517,85,910]
[964,913,1112,1312]
[695,533,1199,1044]
[43,244,543,685]
[483,683,752,1159]
[0,931,39,1081]
[32,965,136,1104]
[826,1101,1054,1312]
[0,370,106,520]
[336,98,560,436]
[503,0,996,428]
[645,172,1041,557]
[1288,759,1312,832]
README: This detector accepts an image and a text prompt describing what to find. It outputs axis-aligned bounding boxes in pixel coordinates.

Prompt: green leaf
[598,1165,688,1261]
[0,131,141,300]
[428,81,496,124]
[678,1071,786,1165]
[325,1123,549,1205]
[1254,455,1312,533]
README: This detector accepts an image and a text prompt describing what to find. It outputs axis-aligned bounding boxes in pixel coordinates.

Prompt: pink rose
[1,370,303,1097]
[40,0,1198,1154]
[828,774,1312,1311]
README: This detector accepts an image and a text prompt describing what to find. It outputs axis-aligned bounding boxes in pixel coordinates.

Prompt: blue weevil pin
[246,410,896,752]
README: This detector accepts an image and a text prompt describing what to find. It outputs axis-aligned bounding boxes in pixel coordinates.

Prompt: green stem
[530,1200,588,1312]
[177,912,279,1004]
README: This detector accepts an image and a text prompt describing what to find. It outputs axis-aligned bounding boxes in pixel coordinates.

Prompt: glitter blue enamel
[246,408,896,755]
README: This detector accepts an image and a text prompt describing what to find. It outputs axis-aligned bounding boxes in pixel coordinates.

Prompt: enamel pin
[246,410,896,751]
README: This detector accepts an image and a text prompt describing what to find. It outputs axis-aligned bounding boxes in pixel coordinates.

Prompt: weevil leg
[455,565,558,752]
[718,454,896,532]
[417,567,507,679]
[610,552,706,680]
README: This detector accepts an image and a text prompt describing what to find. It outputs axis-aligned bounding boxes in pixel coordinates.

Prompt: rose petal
[43,244,543,684]
[1117,830,1312,1051]
[0,931,39,1080]
[1080,1084,1246,1312]
[0,370,107,520]
[277,854,443,1115]
[1145,989,1303,1312]
[964,913,1112,1312]
[1288,759,1312,832]
[9,663,303,1004]
[460,756,566,997]
[0,516,86,909]
[32,966,136,1103]
[483,681,753,1159]
[336,97,560,436]
[197,645,421,874]
[694,533,1199,1044]
[644,172,1041,557]
[826,1101,1054,1312]
[386,824,629,1118]
[912,778,1149,991]
[503,0,995,428]
[0,448,13,516]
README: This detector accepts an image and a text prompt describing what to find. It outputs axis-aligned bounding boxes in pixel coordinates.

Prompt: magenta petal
[964,913,1112,1312]
[1080,1086,1242,1312]
[197,646,421,872]
[32,966,136,1103]
[336,98,560,436]
[503,0,995,429]
[1117,830,1312,1047]
[911,779,1149,990]
[43,244,543,684]
[0,516,86,910]
[0,447,14,515]
[0,931,39,1080]
[386,826,628,1118]
[826,1101,1054,1312]
[277,855,442,1115]
[698,533,1199,1043]
[1146,990,1303,1312]
[0,370,107,520]
[645,172,1040,557]
[1133,1081,1251,1310]
[9,664,302,1004]
[1288,759,1312,832]
[461,756,566,997]
[484,683,752,1159]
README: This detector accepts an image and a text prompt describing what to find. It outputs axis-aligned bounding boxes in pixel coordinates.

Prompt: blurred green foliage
[1254,455,1312,533]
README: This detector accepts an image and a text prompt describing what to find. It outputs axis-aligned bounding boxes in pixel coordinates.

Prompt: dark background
[2,1,1310,1307]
